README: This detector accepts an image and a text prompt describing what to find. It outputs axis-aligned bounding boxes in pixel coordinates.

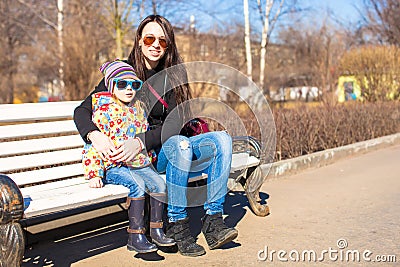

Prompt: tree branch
[16,0,57,30]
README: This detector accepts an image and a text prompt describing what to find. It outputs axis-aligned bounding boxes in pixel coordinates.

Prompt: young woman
[74,15,237,257]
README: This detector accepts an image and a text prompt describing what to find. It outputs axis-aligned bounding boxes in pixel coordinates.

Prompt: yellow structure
[337,76,362,103]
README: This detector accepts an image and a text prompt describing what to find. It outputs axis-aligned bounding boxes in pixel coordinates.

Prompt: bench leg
[0,174,25,266]
[242,166,270,217]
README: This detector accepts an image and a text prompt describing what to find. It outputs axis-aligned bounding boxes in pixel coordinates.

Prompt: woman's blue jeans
[156,131,232,222]
[105,165,166,197]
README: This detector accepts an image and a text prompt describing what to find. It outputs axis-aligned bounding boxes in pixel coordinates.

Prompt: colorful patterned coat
[82,92,150,179]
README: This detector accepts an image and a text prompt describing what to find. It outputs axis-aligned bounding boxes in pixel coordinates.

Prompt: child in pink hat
[82,60,175,254]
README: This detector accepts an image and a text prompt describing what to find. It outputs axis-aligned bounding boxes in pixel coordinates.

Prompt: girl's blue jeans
[156,131,232,222]
[105,165,166,197]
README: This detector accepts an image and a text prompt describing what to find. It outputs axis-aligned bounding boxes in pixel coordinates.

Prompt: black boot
[126,196,158,253]
[166,218,206,257]
[149,193,176,247]
[201,212,238,249]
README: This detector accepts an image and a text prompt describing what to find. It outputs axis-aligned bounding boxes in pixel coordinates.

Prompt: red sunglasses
[142,34,168,49]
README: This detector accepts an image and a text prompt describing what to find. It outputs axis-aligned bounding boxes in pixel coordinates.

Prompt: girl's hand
[88,131,116,161]
[109,138,143,163]
[89,177,104,188]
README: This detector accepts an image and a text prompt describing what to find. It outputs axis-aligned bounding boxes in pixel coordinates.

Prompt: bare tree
[57,0,65,99]
[361,0,400,46]
[62,0,114,100]
[256,0,303,91]
[151,0,157,14]
[0,0,37,103]
[146,0,192,19]
[277,22,349,98]
[100,0,137,59]
[17,0,66,99]
[242,0,302,88]
[257,0,285,90]
[243,0,252,80]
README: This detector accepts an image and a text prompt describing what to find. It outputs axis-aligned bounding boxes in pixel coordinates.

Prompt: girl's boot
[126,196,157,253]
[149,193,176,246]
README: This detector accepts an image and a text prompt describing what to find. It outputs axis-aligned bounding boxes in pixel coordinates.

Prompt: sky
[169,0,365,34]
[304,0,364,25]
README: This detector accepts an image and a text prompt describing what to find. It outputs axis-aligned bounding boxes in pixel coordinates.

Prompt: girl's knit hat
[100,60,139,93]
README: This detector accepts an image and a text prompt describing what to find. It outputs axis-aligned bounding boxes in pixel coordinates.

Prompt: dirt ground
[22,145,400,266]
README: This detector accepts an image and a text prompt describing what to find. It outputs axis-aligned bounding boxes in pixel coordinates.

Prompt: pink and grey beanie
[99,60,138,93]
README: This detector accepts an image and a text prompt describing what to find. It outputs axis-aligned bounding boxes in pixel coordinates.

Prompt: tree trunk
[57,0,65,100]
[139,0,145,21]
[259,0,273,90]
[6,62,14,104]
[152,0,157,15]
[243,0,252,80]
[114,0,123,59]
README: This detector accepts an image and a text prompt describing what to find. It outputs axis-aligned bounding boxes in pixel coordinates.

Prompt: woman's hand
[89,177,103,188]
[88,131,116,161]
[109,138,143,163]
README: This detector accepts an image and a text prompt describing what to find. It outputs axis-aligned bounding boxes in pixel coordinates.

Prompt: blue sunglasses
[113,78,143,91]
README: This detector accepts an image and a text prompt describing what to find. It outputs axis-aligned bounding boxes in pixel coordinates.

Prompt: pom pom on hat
[100,60,139,93]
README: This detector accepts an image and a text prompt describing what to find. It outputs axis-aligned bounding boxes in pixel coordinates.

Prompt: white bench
[0,101,268,265]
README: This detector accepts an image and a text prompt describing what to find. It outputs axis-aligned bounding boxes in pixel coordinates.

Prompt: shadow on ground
[22,189,269,266]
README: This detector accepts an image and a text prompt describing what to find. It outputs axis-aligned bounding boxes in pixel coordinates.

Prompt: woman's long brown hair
[127,15,192,106]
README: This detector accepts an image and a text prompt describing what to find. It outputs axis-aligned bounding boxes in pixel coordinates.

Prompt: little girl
[82,60,175,253]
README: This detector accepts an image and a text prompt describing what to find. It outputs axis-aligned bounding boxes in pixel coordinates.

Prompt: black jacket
[73,68,183,151]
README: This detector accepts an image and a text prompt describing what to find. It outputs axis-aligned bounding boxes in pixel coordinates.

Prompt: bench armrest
[232,136,262,159]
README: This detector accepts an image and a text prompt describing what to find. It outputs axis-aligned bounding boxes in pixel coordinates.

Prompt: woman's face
[140,22,167,69]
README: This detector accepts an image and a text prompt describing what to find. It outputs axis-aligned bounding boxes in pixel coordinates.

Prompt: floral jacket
[82,92,150,179]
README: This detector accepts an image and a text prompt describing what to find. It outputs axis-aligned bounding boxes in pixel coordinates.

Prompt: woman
[74,15,237,257]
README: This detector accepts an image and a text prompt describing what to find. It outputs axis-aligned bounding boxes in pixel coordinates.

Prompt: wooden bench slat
[0,135,83,157]
[20,177,88,195]
[20,173,206,218]
[0,120,78,140]
[188,173,208,182]
[9,164,84,186]
[0,101,80,123]
[21,182,129,218]
[0,148,82,173]
[230,153,260,172]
